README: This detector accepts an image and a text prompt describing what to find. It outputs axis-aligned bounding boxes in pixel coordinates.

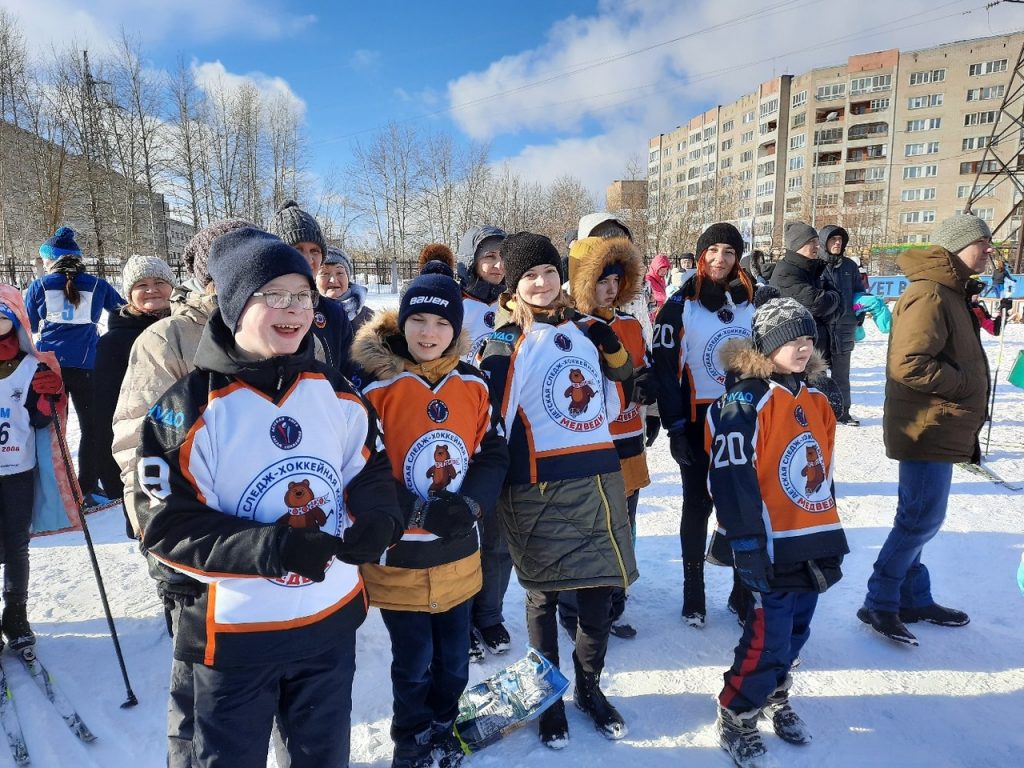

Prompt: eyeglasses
[251,290,319,310]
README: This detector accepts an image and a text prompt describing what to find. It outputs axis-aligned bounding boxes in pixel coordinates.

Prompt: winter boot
[857,607,918,646]
[682,559,706,628]
[717,704,770,768]
[477,623,511,655]
[538,698,569,749]
[430,721,465,768]
[609,619,637,639]
[572,654,627,740]
[2,595,34,651]
[762,676,812,744]
[899,603,970,627]
[391,726,434,768]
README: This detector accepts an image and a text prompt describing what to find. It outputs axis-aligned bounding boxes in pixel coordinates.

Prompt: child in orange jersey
[705,296,848,768]
[558,235,654,640]
[352,261,508,768]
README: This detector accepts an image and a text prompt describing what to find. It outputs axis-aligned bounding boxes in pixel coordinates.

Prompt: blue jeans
[380,600,472,759]
[864,460,953,613]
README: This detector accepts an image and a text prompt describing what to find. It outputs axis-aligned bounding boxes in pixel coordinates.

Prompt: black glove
[418,491,479,540]
[645,415,661,447]
[631,368,658,406]
[585,320,622,356]
[731,538,773,593]
[668,428,694,467]
[279,527,339,583]
[157,578,205,610]
[999,297,1013,311]
[336,514,401,565]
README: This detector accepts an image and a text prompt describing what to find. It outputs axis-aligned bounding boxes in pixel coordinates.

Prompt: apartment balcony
[846,145,887,163]
[847,122,889,141]
[815,107,844,123]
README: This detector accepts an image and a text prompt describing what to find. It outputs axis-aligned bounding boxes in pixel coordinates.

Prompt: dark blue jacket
[25,272,124,369]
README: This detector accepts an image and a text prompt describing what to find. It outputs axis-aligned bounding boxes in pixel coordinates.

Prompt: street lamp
[811,112,840,228]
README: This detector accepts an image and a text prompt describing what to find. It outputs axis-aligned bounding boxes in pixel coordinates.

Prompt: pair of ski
[956,461,1024,492]
[0,647,94,765]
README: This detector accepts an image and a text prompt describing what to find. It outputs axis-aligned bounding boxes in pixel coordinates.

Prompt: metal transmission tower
[964,32,1024,272]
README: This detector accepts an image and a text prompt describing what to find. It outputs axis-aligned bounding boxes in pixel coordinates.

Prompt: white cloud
[2,0,314,55]
[450,0,1023,195]
[191,60,306,117]
[349,49,380,70]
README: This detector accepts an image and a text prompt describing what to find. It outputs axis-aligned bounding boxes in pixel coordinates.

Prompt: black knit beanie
[500,232,562,291]
[695,222,745,260]
[208,227,315,333]
[274,200,326,257]
[752,296,817,355]
[399,261,464,338]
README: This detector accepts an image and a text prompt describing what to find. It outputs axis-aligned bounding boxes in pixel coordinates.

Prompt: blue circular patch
[484,311,496,329]
[554,333,572,351]
[270,416,303,450]
[427,399,450,424]
[313,311,327,329]
[794,405,808,428]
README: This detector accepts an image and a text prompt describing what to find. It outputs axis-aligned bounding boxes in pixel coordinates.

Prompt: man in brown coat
[858,214,992,646]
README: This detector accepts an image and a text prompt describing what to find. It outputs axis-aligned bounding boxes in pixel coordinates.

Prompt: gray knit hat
[183,219,255,288]
[753,297,817,355]
[122,254,175,292]
[784,221,819,253]
[274,200,326,257]
[324,246,353,276]
[931,214,992,255]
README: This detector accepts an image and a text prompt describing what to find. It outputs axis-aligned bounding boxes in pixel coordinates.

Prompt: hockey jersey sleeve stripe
[179,417,210,506]
[147,550,263,582]
[208,577,364,637]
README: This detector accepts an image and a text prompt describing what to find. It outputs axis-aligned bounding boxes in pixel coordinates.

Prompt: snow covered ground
[15,297,1024,767]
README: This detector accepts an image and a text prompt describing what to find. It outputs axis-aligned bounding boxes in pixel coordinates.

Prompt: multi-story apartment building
[647,32,1023,256]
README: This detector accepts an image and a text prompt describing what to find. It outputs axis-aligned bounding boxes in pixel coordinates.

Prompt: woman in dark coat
[94,255,174,526]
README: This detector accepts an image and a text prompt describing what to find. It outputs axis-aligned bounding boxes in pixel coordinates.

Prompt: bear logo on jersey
[404,430,469,500]
[270,416,303,450]
[778,432,835,513]
[277,479,330,529]
[542,357,605,432]
[427,399,449,424]
[426,444,459,493]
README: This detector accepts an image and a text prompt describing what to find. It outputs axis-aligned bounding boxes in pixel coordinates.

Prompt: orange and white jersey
[606,312,650,451]
[705,373,847,565]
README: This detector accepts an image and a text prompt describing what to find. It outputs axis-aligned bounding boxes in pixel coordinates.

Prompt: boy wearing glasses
[135,227,403,768]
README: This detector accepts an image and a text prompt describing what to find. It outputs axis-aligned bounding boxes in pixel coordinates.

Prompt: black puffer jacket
[769,250,841,362]
[818,225,862,355]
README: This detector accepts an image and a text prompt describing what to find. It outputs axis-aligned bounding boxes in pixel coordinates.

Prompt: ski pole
[984,302,1010,457]
[47,393,138,708]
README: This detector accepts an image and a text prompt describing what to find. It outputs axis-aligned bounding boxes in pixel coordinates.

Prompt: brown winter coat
[883,246,989,463]
[567,236,644,315]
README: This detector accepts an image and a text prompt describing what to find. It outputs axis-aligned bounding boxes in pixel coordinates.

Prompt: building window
[722,119,735,132]
[741,130,754,144]
[967,85,1005,101]
[958,182,996,198]
[907,118,941,131]
[742,110,755,124]
[909,68,946,85]
[721,138,733,152]
[789,155,805,171]
[816,83,846,101]
[791,111,806,129]
[792,90,807,108]
[788,176,803,190]
[907,93,944,109]
[759,98,779,118]
[649,150,660,162]
[905,142,939,156]
[974,207,994,221]
[962,135,996,151]
[960,159,1000,174]
[901,187,936,202]
[704,125,717,140]
[756,200,774,216]
[903,164,938,179]
[756,180,775,197]
[720,156,733,170]
[964,110,999,126]
[757,160,776,178]
[969,59,1008,76]
[815,193,839,207]
[789,134,806,150]
[902,210,936,224]
[786,197,803,213]
[850,74,892,95]
[814,127,843,145]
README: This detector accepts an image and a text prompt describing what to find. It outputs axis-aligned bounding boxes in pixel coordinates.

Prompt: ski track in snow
[18,298,1023,767]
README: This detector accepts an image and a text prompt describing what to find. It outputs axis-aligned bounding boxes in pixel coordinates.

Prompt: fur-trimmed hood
[568,236,644,314]
[718,337,828,383]
[352,308,469,383]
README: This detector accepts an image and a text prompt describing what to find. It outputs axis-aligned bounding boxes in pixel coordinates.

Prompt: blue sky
[4,0,1023,199]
